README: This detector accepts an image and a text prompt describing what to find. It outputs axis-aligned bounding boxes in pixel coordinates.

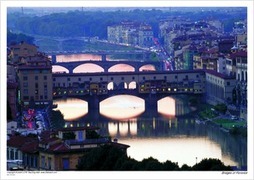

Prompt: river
[52,54,247,169]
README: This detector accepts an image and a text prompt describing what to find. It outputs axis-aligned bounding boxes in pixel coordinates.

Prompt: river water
[52,54,247,168]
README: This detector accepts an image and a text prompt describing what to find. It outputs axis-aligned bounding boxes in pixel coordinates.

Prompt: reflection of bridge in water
[65,117,205,139]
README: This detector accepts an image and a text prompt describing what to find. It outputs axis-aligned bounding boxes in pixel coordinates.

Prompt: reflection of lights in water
[119,123,128,136]
[54,98,88,121]
[158,97,176,117]
[153,118,156,129]
[129,121,137,135]
[100,95,145,120]
[108,122,118,137]
[108,120,137,137]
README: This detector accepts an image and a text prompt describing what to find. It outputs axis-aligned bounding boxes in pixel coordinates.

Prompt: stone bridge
[51,59,164,73]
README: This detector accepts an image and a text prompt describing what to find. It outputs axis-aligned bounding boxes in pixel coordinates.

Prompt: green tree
[214,103,227,114]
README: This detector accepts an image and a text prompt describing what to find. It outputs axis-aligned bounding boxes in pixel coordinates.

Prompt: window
[227,82,230,86]
[132,77,135,80]
[143,77,146,80]
[23,89,28,95]
[23,76,28,81]
[175,75,178,79]
[53,78,56,81]
[35,83,38,88]
[15,150,18,159]
[78,78,81,81]
[67,78,70,81]
[48,157,52,170]
[10,149,14,160]
[35,76,38,80]
[23,82,28,87]
[78,131,83,141]
[23,96,29,100]
[41,156,45,169]
[62,158,70,170]
[111,77,114,81]
[44,76,47,80]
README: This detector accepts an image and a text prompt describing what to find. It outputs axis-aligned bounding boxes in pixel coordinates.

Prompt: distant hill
[7,7,246,39]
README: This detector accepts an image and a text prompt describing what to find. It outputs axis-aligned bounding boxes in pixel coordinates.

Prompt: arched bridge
[52,60,164,73]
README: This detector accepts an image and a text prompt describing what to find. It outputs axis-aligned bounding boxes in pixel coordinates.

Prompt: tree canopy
[76,145,232,171]
[7,8,246,39]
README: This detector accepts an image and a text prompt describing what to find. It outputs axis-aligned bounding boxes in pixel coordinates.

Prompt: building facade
[17,56,52,108]
[205,70,236,105]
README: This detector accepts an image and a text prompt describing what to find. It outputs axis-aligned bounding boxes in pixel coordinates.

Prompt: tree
[214,103,227,114]
[76,145,128,170]
[192,158,232,171]
[51,110,65,129]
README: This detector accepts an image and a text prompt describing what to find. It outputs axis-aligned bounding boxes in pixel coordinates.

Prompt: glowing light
[54,98,88,121]
[100,95,145,120]
[158,97,176,117]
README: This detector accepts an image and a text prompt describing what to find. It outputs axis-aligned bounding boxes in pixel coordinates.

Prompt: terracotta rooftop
[7,135,37,148]
[205,69,235,79]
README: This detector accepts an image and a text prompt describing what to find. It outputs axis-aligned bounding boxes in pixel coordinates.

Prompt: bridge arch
[139,64,156,71]
[107,82,118,90]
[108,64,135,72]
[74,63,104,73]
[129,81,137,89]
[52,65,69,73]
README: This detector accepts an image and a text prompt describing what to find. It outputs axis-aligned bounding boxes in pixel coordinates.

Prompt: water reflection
[158,97,176,117]
[53,96,246,168]
[100,95,145,120]
[54,98,88,121]
[118,137,223,167]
